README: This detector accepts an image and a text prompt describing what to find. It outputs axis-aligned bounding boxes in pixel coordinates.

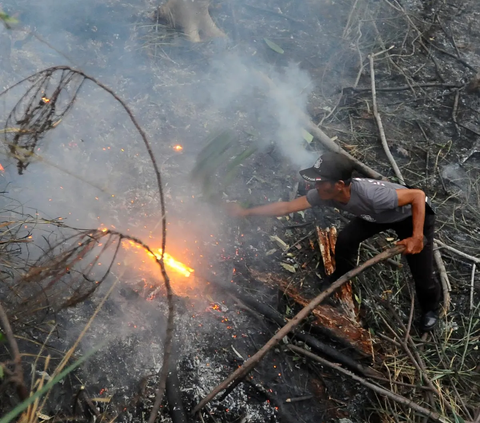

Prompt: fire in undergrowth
[123,240,194,278]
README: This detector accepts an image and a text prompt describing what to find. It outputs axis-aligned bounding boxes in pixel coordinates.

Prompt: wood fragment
[252,270,372,355]
[318,226,359,324]
[316,226,336,274]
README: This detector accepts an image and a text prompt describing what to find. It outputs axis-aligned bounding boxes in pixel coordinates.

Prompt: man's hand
[225,203,248,218]
[397,236,424,254]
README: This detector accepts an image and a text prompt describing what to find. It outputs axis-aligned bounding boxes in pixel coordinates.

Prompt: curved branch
[0,66,174,415]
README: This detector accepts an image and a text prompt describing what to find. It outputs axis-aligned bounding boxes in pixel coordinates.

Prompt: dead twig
[369,51,405,185]
[0,301,29,401]
[287,344,449,422]
[434,239,480,265]
[432,244,451,316]
[346,82,462,93]
[470,264,476,311]
[192,244,405,414]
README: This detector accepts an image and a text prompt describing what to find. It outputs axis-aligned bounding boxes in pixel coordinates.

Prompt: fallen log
[192,244,405,414]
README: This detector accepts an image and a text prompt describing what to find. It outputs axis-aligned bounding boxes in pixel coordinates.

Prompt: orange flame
[149,248,194,277]
[0,163,4,172]
[124,240,194,277]
[41,96,51,104]
[173,145,183,152]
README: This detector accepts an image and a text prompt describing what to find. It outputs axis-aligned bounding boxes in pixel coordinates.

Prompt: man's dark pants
[331,214,441,312]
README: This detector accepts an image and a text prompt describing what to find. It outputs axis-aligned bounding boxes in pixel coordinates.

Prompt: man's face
[315,180,339,200]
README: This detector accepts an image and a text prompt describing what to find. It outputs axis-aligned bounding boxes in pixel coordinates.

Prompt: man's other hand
[397,236,424,254]
[225,203,248,218]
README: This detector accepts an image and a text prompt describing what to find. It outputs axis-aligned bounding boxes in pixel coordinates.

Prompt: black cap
[299,152,354,183]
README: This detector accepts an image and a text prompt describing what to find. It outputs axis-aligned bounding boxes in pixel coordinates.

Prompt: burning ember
[41,96,51,104]
[0,163,4,172]
[173,144,183,152]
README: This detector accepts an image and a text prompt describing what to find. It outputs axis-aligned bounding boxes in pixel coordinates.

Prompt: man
[228,152,441,332]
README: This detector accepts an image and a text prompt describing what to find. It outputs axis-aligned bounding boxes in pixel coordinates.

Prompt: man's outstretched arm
[396,188,426,254]
[227,196,312,218]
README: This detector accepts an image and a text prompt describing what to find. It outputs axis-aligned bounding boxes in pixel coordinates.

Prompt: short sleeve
[306,189,333,208]
[370,186,398,213]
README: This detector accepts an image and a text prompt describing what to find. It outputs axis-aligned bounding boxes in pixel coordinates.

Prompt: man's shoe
[420,310,439,332]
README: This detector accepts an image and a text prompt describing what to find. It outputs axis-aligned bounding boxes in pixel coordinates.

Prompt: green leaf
[0,11,19,25]
[264,38,284,54]
[301,129,314,144]
[280,262,296,273]
[452,413,466,423]
[0,365,4,380]
[0,332,5,343]
[270,235,289,251]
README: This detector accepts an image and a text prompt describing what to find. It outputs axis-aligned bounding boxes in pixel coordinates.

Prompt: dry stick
[434,239,480,265]
[405,290,415,343]
[0,301,29,401]
[287,345,448,423]
[255,71,384,180]
[452,89,461,134]
[369,52,405,185]
[433,244,451,316]
[470,264,476,311]
[349,82,462,93]
[192,244,405,414]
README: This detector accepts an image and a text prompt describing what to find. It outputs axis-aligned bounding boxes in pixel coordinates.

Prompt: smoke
[205,53,316,168]
[0,0,320,416]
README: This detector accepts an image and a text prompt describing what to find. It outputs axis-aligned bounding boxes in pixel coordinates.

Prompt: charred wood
[193,244,405,414]
[203,272,378,375]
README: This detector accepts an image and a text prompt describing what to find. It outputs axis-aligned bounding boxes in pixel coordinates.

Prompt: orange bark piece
[252,270,372,355]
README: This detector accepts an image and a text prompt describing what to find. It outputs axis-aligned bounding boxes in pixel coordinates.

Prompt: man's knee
[336,229,362,255]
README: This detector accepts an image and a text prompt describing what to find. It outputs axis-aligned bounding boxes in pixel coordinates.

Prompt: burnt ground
[1,0,480,422]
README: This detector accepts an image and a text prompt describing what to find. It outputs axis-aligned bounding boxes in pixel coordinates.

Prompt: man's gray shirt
[306,178,411,224]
